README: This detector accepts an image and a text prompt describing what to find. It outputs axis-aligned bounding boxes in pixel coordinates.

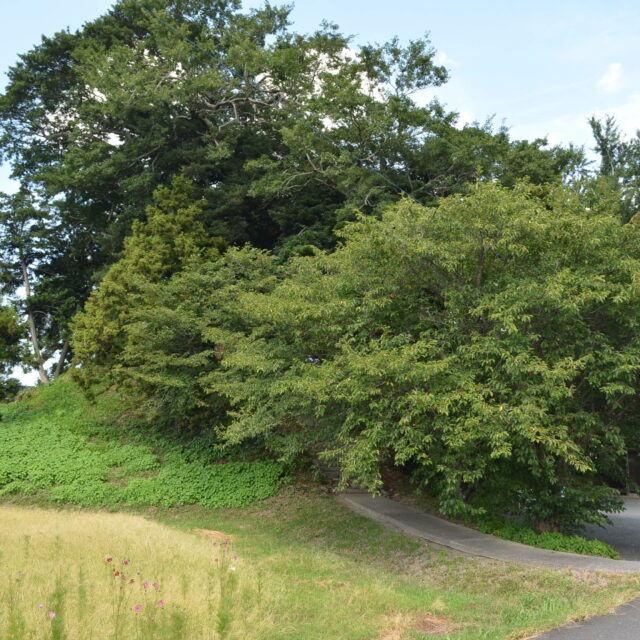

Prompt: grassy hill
[1,380,639,639]
[0,378,282,509]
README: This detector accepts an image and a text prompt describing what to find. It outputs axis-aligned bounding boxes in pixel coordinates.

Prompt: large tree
[1,0,582,378]
[204,183,639,529]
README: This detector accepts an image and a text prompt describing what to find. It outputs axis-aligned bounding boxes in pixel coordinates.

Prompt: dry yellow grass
[2,498,640,640]
[0,505,274,639]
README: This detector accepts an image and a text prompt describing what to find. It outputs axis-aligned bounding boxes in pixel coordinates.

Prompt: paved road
[534,498,640,637]
[531,599,640,639]
[340,494,640,639]
[583,497,640,560]
[338,493,640,571]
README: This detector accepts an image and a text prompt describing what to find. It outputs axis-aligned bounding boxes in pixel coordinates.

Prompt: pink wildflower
[134,604,142,614]
[48,612,56,619]
[152,582,160,591]
[106,557,113,563]
[142,581,149,589]
[156,600,164,607]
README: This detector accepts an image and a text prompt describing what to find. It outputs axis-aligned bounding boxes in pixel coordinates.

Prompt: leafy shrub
[474,515,620,559]
[207,183,637,528]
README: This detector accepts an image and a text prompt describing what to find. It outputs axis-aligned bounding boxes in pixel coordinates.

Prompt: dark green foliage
[0,0,582,370]
[0,378,283,509]
[2,0,622,535]
[0,306,24,370]
[0,305,25,400]
[71,175,224,373]
[74,240,281,432]
[474,515,619,559]
[588,115,640,223]
[204,182,640,527]
[468,479,623,533]
[0,378,22,403]
[118,246,281,429]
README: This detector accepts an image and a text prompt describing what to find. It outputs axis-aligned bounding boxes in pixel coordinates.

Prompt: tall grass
[0,507,274,639]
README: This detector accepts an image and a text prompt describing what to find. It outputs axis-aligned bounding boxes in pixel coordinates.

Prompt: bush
[207,182,639,528]
[474,515,620,559]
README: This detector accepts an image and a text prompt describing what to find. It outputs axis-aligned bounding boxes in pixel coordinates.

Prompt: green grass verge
[3,493,640,640]
[474,516,620,559]
[154,491,640,640]
[1,379,640,639]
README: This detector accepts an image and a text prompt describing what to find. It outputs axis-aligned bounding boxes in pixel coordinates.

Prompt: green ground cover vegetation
[2,0,640,554]
[1,384,640,640]
[0,379,282,509]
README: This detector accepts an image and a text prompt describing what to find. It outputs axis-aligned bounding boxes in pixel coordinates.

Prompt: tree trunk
[534,520,561,534]
[53,340,70,379]
[21,259,49,385]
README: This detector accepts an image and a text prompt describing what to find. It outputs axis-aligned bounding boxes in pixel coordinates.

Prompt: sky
[2,1,639,191]
[2,0,640,382]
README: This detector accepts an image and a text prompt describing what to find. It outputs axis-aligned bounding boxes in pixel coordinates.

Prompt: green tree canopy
[71,176,224,374]
[1,0,583,376]
[201,182,639,528]
[0,304,26,400]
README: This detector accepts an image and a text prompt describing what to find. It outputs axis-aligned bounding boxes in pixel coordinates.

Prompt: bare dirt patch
[413,613,457,635]
[193,528,233,542]
[378,611,457,639]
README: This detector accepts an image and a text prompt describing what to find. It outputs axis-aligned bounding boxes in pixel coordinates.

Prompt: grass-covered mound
[0,378,283,509]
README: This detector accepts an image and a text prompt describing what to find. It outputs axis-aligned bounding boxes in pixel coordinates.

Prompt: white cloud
[597,62,623,93]
[508,93,640,157]
[599,92,640,137]
[434,51,456,69]
[454,109,475,129]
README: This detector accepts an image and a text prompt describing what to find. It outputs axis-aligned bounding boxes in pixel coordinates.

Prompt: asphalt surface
[338,493,640,572]
[530,599,640,640]
[583,496,640,560]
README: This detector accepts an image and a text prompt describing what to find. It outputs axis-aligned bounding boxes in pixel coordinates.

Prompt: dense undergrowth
[0,378,283,509]
[473,516,620,559]
[0,377,622,559]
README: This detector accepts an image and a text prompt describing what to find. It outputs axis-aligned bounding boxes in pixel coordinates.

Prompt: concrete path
[530,598,640,639]
[339,494,640,639]
[338,493,640,573]
[583,496,640,560]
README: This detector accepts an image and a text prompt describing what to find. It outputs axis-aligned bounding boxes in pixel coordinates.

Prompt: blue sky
[2,1,639,193]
